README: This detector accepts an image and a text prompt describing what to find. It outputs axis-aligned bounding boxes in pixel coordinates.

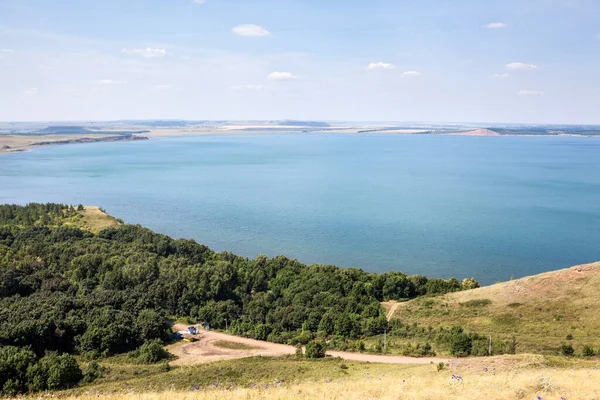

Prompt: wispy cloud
[192,0,206,3]
[267,72,297,81]
[596,32,600,39]
[519,90,544,96]
[491,73,510,79]
[402,70,422,77]
[484,22,507,29]
[506,62,538,70]
[0,48,14,53]
[232,24,271,37]
[23,88,38,95]
[121,47,167,58]
[231,84,264,90]
[95,79,128,85]
[366,62,395,71]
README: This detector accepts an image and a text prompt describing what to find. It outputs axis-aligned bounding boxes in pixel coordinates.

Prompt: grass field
[389,262,600,355]
[22,355,600,400]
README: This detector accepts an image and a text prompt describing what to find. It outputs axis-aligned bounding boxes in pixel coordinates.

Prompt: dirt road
[169,324,448,366]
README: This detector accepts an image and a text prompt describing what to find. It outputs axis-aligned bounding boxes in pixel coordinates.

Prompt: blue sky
[1,0,599,123]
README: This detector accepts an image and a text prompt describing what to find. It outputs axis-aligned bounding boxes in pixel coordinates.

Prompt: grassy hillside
[389,262,600,355]
[32,355,600,400]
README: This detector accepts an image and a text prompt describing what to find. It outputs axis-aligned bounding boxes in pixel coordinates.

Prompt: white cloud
[121,47,167,58]
[519,90,544,96]
[0,48,14,53]
[192,0,206,3]
[491,73,510,79]
[267,72,297,81]
[484,22,507,29]
[231,84,263,90]
[366,62,395,71]
[402,70,422,77]
[232,24,271,37]
[95,79,128,85]
[596,33,600,39]
[506,62,538,70]
[23,88,38,95]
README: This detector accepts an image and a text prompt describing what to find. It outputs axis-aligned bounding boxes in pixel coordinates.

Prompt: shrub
[459,299,492,308]
[82,361,106,384]
[136,340,170,364]
[436,362,446,372]
[27,353,83,391]
[566,334,573,341]
[305,341,326,359]
[560,344,575,357]
[0,346,37,395]
[450,328,472,357]
[356,340,366,352]
[295,344,304,359]
[582,345,595,357]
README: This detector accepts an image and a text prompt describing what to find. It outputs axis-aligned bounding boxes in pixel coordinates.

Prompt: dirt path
[169,324,448,366]
[384,301,400,321]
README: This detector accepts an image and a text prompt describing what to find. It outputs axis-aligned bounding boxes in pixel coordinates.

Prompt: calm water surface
[2,134,600,284]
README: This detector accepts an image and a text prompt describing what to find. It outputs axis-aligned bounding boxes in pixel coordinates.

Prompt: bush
[560,344,575,357]
[0,346,37,395]
[582,345,595,357]
[450,328,473,357]
[82,361,106,384]
[295,344,304,359]
[436,362,446,372]
[27,353,83,391]
[305,341,326,359]
[136,340,170,364]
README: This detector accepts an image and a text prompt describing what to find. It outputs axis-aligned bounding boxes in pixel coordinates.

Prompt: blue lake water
[2,134,600,284]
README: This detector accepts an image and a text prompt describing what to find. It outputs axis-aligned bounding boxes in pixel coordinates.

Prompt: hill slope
[390,262,600,354]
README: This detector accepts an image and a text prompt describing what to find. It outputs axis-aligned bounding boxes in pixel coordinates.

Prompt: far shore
[1,126,597,154]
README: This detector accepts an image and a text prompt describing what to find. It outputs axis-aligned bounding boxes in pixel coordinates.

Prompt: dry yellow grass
[31,365,600,400]
[66,206,122,232]
[391,262,600,354]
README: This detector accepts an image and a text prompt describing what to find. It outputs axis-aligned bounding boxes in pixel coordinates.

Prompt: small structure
[188,326,198,335]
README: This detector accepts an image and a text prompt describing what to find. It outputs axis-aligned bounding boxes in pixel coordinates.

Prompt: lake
[2,133,600,284]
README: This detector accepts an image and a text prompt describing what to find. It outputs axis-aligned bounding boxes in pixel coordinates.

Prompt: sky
[1,0,599,123]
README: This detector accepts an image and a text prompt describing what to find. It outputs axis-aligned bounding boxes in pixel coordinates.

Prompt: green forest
[0,203,479,394]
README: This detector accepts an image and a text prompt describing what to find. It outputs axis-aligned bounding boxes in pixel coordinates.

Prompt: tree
[318,314,335,335]
[461,277,480,290]
[135,309,170,343]
[305,341,326,359]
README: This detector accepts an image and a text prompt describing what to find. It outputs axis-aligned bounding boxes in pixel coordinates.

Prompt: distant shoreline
[1,127,598,154]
